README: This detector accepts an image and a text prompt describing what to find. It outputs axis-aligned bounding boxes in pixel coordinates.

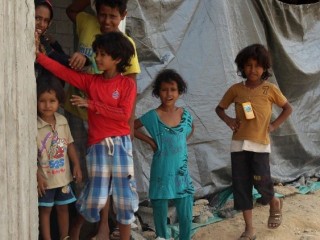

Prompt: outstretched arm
[269,102,293,132]
[36,52,92,91]
[40,33,89,70]
[134,119,157,152]
[215,105,240,132]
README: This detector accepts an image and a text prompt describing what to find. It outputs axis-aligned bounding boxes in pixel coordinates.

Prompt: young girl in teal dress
[134,69,194,240]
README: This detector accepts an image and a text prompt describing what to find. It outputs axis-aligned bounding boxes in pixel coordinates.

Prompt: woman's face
[35,5,51,35]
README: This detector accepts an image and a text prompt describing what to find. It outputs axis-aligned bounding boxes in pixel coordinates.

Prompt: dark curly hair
[152,69,187,98]
[92,32,134,73]
[235,43,272,80]
[37,74,65,104]
[95,0,128,15]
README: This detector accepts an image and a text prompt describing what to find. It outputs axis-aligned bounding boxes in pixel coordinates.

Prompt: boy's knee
[254,175,274,205]
[55,204,69,213]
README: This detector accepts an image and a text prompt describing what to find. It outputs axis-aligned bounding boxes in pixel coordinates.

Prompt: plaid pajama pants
[76,135,139,224]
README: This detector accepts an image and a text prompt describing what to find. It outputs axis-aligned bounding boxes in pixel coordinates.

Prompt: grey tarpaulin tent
[126,0,320,200]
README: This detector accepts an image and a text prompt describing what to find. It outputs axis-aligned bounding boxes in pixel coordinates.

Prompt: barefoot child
[134,69,194,240]
[215,44,292,240]
[36,76,82,240]
[35,32,139,240]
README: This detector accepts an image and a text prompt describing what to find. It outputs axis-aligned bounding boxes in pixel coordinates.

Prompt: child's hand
[72,164,83,184]
[226,117,241,132]
[37,170,47,197]
[70,95,88,108]
[69,52,87,70]
[268,123,275,133]
[34,30,41,57]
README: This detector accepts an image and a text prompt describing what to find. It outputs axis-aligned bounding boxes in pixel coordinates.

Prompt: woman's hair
[37,74,65,103]
[235,43,272,80]
[95,0,128,15]
[92,32,134,73]
[152,69,188,98]
[34,0,54,20]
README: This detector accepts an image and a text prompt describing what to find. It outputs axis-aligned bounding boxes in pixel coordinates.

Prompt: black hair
[34,0,53,20]
[92,32,134,73]
[37,74,65,103]
[235,43,272,80]
[152,69,188,98]
[95,0,128,15]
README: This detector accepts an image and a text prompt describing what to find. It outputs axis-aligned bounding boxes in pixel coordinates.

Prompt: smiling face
[159,81,180,107]
[243,58,264,83]
[37,90,59,121]
[94,48,120,76]
[35,5,51,35]
[97,5,126,33]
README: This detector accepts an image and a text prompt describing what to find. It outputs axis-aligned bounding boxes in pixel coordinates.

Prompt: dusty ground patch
[192,188,320,240]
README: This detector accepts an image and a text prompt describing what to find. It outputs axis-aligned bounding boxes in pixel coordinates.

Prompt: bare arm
[187,124,194,140]
[134,119,157,152]
[269,102,293,132]
[37,167,47,197]
[215,105,240,132]
[67,143,83,183]
[66,0,90,23]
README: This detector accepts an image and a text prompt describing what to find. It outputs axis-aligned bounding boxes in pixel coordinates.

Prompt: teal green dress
[140,108,194,200]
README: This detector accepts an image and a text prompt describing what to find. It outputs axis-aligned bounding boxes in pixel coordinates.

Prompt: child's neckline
[157,106,180,113]
[40,113,56,128]
[102,72,121,80]
[243,80,265,89]
[154,108,185,128]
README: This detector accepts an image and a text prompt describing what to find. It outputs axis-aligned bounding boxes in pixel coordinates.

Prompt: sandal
[268,198,283,229]
[238,232,256,240]
[110,227,120,240]
[60,236,70,240]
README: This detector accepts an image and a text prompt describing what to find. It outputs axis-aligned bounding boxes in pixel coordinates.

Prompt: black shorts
[231,151,274,210]
[38,184,76,207]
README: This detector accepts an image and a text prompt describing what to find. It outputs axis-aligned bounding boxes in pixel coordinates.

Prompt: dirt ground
[192,187,320,240]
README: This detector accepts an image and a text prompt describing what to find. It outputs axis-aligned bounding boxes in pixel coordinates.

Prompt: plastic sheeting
[126,0,320,200]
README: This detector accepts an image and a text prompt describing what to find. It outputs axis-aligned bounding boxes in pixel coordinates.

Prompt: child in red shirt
[36,32,139,240]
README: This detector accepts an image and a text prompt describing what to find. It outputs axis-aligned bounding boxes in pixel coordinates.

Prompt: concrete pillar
[0,0,38,239]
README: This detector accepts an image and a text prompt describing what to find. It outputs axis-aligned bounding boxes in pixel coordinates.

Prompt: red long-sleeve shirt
[37,53,136,146]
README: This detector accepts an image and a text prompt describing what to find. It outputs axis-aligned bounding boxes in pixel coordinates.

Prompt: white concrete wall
[0,0,38,239]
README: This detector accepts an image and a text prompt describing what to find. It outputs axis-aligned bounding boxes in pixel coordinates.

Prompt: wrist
[72,163,80,169]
